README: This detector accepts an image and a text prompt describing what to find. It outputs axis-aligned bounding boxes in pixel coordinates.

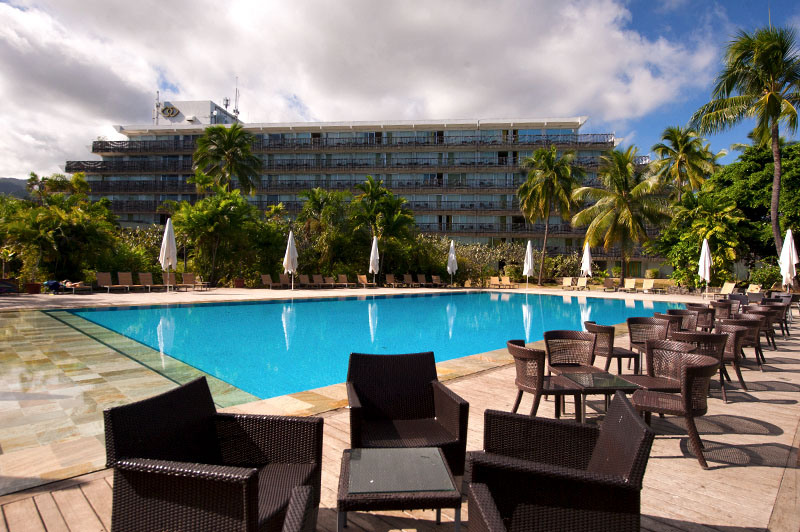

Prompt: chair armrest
[111,458,260,530]
[432,380,469,440]
[214,413,323,466]
[483,409,599,469]
[468,483,507,532]
[346,382,363,448]
[281,486,316,532]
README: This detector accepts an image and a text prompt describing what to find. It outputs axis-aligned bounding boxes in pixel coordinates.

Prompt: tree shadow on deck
[643,514,768,531]
[317,507,462,532]
[652,414,783,437]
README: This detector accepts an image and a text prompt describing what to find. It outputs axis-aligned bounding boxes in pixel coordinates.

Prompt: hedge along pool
[70,292,682,399]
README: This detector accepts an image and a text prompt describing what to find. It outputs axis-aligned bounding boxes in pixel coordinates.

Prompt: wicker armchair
[714,323,750,402]
[653,312,684,338]
[103,377,323,532]
[631,354,720,468]
[466,392,654,531]
[626,317,669,372]
[666,309,699,332]
[685,304,716,331]
[672,331,728,401]
[719,317,766,369]
[623,339,695,393]
[506,340,582,421]
[542,330,601,375]
[584,321,639,374]
[347,351,469,475]
[709,300,733,320]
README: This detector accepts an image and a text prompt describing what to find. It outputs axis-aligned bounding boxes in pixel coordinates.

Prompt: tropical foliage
[690,25,800,253]
[192,123,262,194]
[650,126,722,199]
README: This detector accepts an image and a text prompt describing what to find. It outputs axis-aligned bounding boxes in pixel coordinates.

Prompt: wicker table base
[337,448,462,532]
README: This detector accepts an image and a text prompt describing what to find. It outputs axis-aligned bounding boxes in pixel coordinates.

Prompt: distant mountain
[0,178,28,198]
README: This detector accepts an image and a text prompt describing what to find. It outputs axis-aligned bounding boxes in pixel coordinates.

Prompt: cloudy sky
[1,0,798,178]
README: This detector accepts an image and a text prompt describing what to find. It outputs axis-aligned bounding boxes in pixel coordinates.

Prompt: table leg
[338,511,347,531]
[436,508,441,524]
[581,393,587,423]
[454,507,461,532]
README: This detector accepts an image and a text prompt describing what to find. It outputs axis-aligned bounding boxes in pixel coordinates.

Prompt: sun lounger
[718,281,737,299]
[416,273,433,287]
[324,275,337,287]
[165,272,191,291]
[298,274,318,288]
[138,272,166,292]
[746,283,762,294]
[489,276,502,288]
[118,272,147,292]
[501,276,519,288]
[336,274,354,288]
[385,273,404,287]
[96,272,129,293]
[358,274,376,288]
[620,278,638,292]
[431,275,446,288]
[279,273,292,288]
[260,273,275,289]
[180,272,209,291]
[313,274,334,288]
[575,277,588,290]
[603,278,618,292]
[642,279,665,294]
[562,277,574,290]
[403,274,420,287]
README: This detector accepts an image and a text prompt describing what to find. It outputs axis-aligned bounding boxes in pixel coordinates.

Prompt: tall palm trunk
[538,212,549,285]
[771,122,783,254]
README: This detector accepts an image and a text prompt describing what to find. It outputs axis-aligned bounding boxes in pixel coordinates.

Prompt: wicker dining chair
[713,323,750,402]
[685,304,716,331]
[671,331,727,401]
[466,392,655,531]
[542,330,601,375]
[653,313,684,338]
[631,354,720,468]
[626,318,669,372]
[584,321,640,374]
[623,339,695,393]
[719,317,766,369]
[763,299,791,336]
[666,309,700,332]
[103,377,323,532]
[746,305,785,342]
[709,300,733,320]
[506,340,582,421]
[346,351,469,475]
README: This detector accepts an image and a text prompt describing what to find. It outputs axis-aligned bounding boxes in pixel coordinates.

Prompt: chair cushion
[258,463,316,532]
[360,418,457,448]
[630,390,683,416]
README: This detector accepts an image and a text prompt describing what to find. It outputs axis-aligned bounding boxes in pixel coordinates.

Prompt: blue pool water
[71,292,682,399]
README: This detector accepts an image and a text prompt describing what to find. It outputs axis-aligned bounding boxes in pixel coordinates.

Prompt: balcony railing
[67,159,194,173]
[91,133,616,154]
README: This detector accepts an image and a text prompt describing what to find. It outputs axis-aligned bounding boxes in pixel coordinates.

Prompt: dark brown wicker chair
[713,323,750,402]
[709,300,733,320]
[672,331,728,401]
[623,339,695,393]
[103,377,323,532]
[506,340,582,421]
[631,354,720,468]
[466,392,654,531]
[666,309,700,332]
[584,321,640,374]
[542,330,601,375]
[744,305,783,345]
[763,299,791,337]
[346,351,469,475]
[685,304,716,331]
[719,317,766,369]
[653,312,684,338]
[626,317,669,372]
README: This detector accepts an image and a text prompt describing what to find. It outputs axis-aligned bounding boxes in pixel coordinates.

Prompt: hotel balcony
[90,133,616,155]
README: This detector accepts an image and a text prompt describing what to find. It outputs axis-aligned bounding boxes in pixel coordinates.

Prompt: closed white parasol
[283,231,298,290]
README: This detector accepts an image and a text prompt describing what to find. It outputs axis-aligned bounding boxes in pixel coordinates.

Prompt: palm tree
[353,175,390,237]
[690,26,800,253]
[517,145,584,284]
[571,146,669,281]
[650,126,719,199]
[192,123,262,195]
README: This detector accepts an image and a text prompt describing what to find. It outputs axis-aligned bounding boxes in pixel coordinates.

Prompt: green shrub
[748,263,781,289]
[611,266,622,277]
[645,268,659,279]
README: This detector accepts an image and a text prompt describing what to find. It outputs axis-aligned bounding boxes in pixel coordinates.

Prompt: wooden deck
[2,330,799,531]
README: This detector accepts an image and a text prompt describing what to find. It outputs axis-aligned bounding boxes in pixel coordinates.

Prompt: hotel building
[66,100,656,275]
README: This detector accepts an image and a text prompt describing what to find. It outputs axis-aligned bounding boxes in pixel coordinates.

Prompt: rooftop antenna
[222,97,230,110]
[153,90,161,125]
[233,76,240,120]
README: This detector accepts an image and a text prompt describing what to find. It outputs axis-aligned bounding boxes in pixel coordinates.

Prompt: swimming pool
[71,292,682,399]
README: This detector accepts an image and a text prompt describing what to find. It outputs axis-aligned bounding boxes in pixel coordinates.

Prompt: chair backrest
[666,309,699,331]
[385,274,396,284]
[96,272,112,287]
[139,272,154,285]
[714,323,748,361]
[543,330,596,367]
[685,304,715,328]
[720,281,736,295]
[627,317,668,347]
[506,340,545,393]
[418,274,428,284]
[165,272,177,285]
[583,321,615,357]
[313,274,325,284]
[603,278,616,289]
[403,274,415,284]
[490,276,500,285]
[708,300,732,320]
[718,318,761,344]
[347,352,437,420]
[299,274,311,284]
[261,273,273,286]
[644,339,695,380]
[117,272,133,285]
[182,272,196,284]
[746,283,761,293]
[280,273,291,285]
[357,274,368,284]
[338,274,350,284]
[653,313,683,336]
[671,331,727,364]
[642,279,654,290]
[747,292,765,304]
[576,277,588,288]
[432,275,442,283]
[562,277,573,287]
[680,354,719,417]
[325,276,335,284]
[104,376,220,465]
[624,278,636,290]
[586,392,655,485]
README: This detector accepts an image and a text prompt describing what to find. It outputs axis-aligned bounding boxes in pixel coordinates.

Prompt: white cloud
[0,0,717,178]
